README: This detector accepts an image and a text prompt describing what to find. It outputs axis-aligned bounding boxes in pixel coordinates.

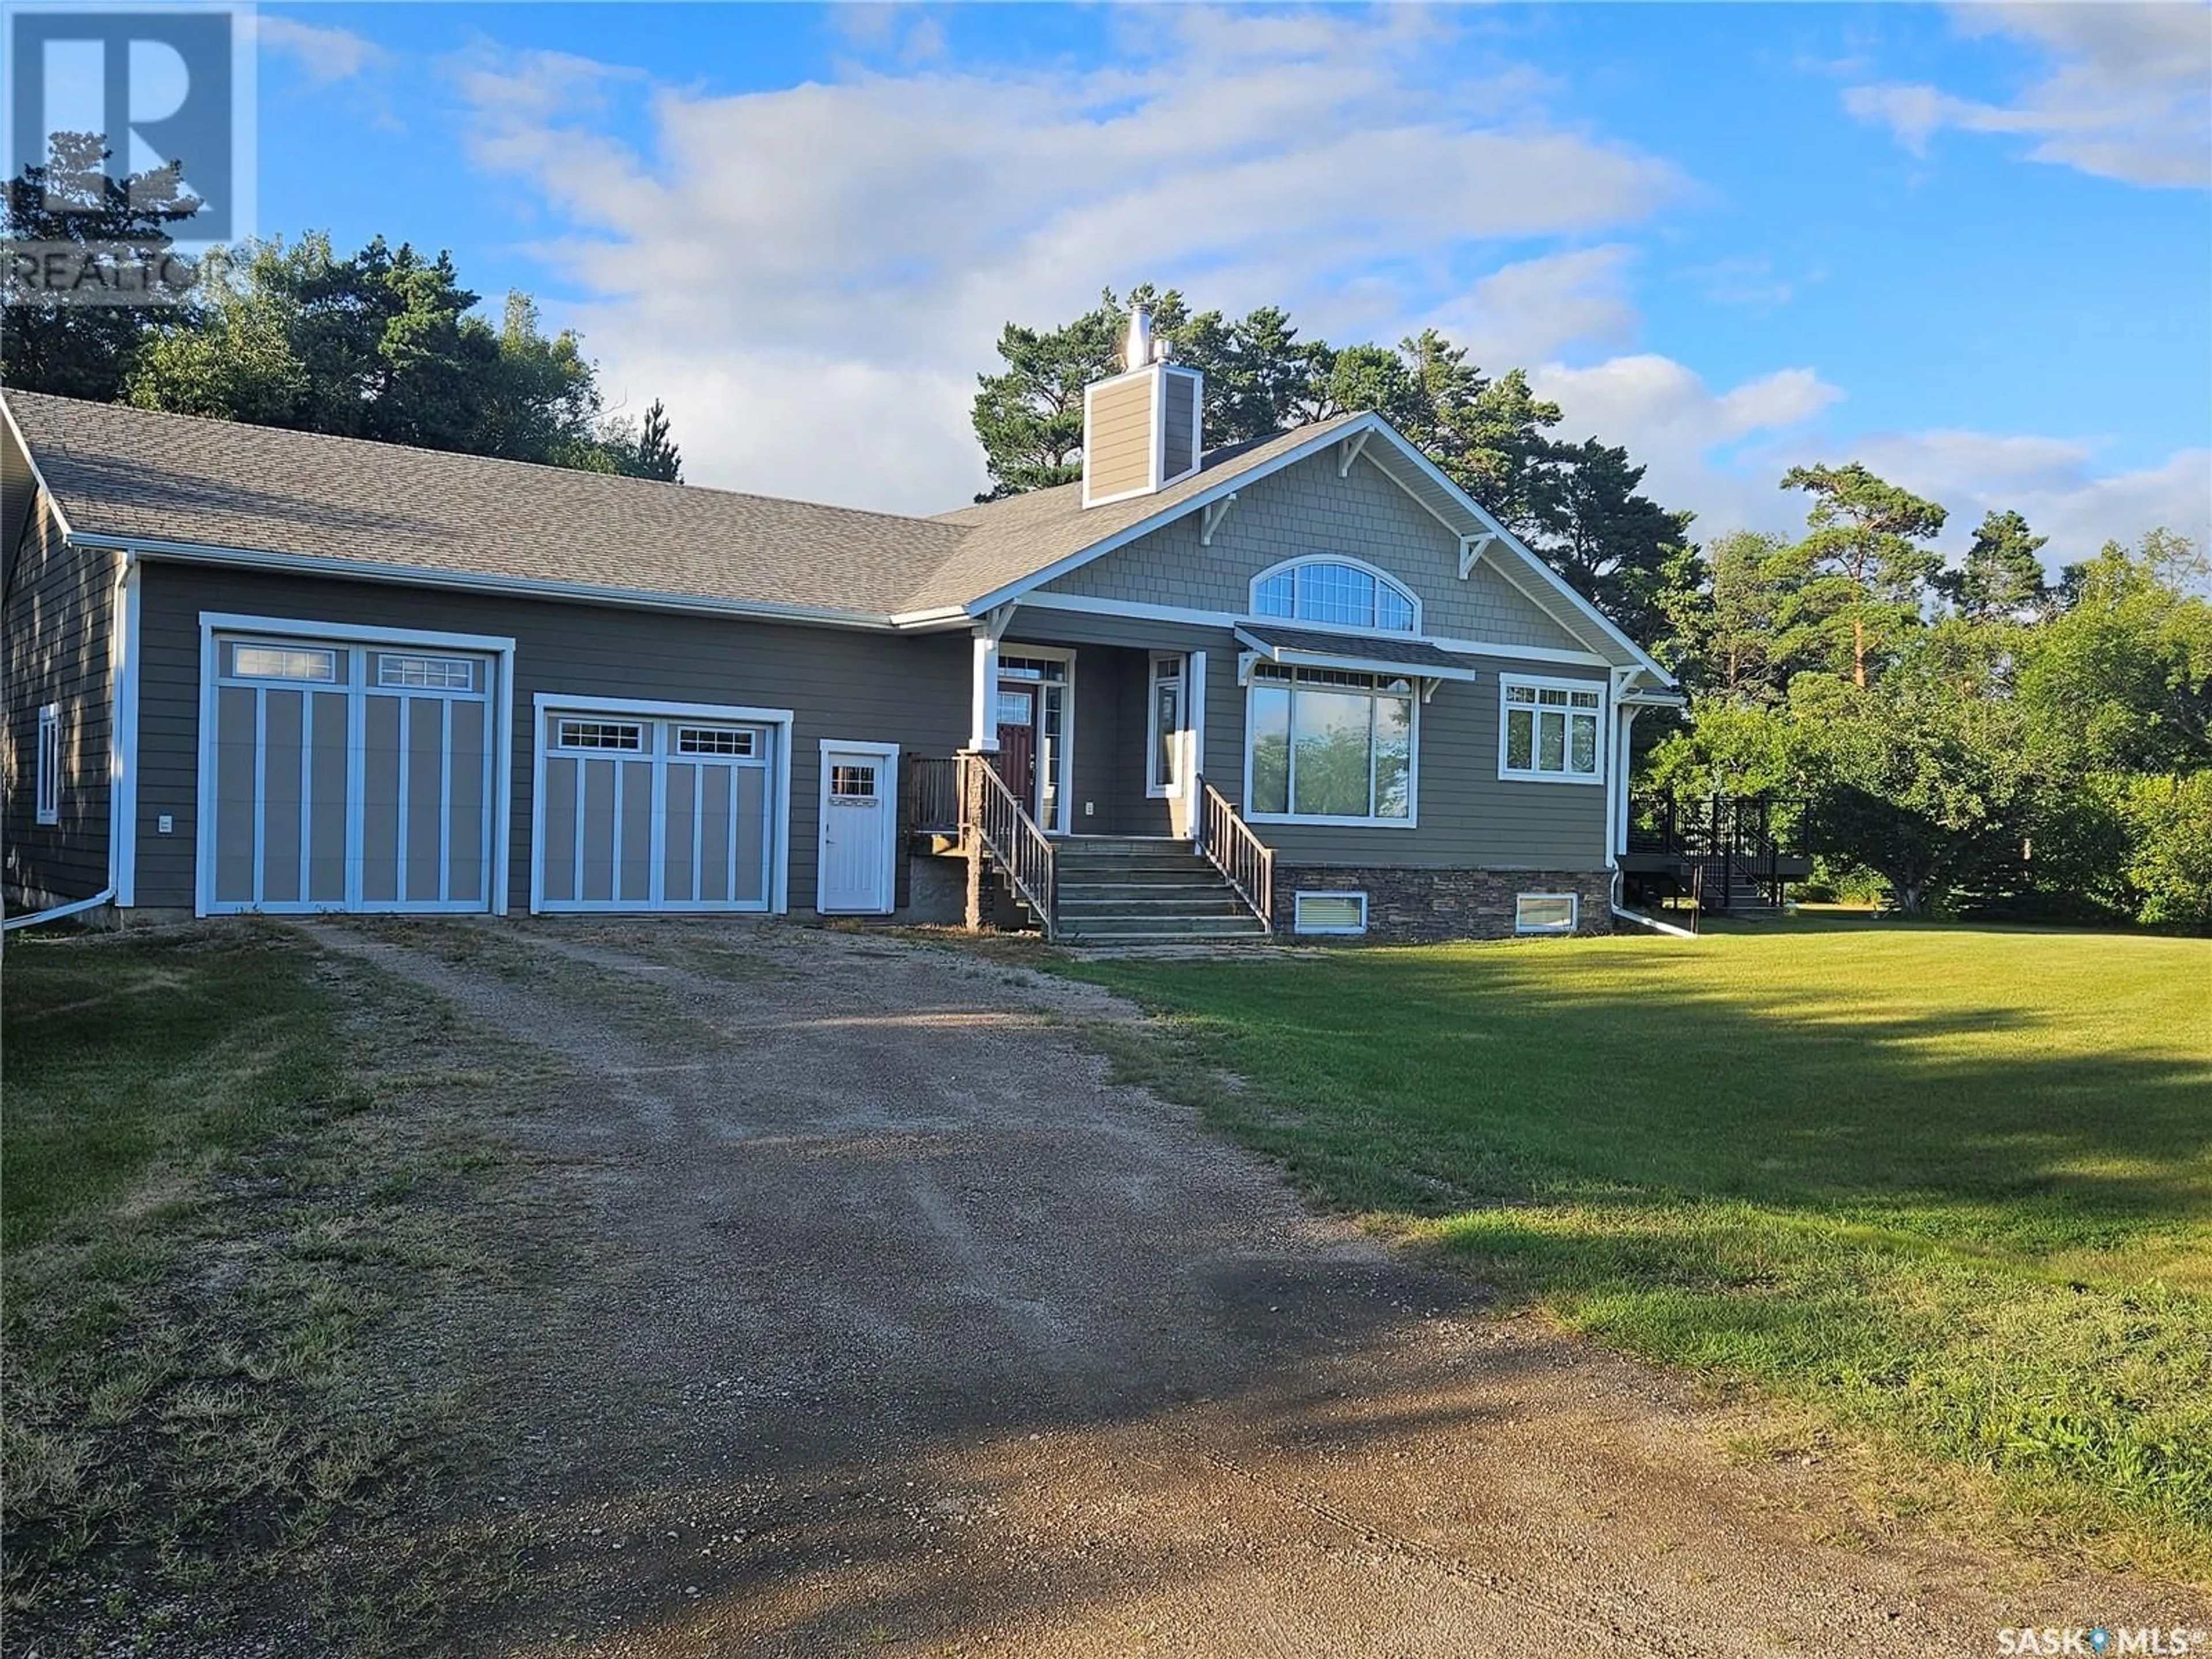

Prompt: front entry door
[995,685,1038,813]
[817,744,897,914]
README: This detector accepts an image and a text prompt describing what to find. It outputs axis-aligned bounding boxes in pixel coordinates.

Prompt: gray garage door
[204,636,497,914]
[535,710,775,912]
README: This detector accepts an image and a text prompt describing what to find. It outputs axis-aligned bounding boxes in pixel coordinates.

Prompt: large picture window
[1247,664,1414,825]
[1499,674,1605,784]
[1251,558,1418,634]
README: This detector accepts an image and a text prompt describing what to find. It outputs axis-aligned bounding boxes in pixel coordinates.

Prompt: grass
[1063,919,2212,1579]
[1,924,555,1649]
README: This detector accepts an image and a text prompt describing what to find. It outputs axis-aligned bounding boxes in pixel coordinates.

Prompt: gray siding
[1161,371,1199,482]
[1043,448,1586,654]
[133,563,971,913]
[1003,605,1609,871]
[2,437,116,910]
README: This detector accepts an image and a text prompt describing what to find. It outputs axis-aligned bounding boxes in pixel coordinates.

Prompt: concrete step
[1058,893,1255,918]
[1058,914,1272,941]
[1057,873,1230,895]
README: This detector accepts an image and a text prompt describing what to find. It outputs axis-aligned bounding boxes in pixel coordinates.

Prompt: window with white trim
[1247,663,1414,824]
[35,703,61,825]
[1498,675,1604,783]
[1293,891,1368,935]
[1147,652,1184,796]
[555,718,647,752]
[1251,558,1418,634]
[1515,892,1578,935]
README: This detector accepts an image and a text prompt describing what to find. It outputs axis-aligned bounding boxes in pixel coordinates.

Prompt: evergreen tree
[1937,509,2050,621]
[1778,463,1948,686]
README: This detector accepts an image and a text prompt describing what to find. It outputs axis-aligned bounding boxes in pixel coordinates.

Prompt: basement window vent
[1293,891,1367,936]
[1514,893,1578,935]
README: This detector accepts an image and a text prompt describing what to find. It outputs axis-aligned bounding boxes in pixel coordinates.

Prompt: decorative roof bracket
[1199,492,1238,547]
[1338,430,1370,478]
[1457,531,1498,579]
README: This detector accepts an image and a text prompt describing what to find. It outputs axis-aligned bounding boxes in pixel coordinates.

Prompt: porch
[893,630,1271,943]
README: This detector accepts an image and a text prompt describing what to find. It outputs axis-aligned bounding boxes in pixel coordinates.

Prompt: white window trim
[1247,554,1423,638]
[1516,892,1580,935]
[35,703,60,825]
[1497,672,1608,787]
[1146,650,1184,799]
[1241,668,1420,831]
[1293,891,1368,936]
[815,738,900,916]
[196,613,518,918]
[530,692,794,916]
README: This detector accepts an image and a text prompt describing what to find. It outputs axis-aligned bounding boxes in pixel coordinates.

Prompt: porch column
[958,749,989,931]
[1611,704,1643,862]
[969,628,1001,753]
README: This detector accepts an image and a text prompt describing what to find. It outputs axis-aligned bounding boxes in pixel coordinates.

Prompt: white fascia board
[78,535,907,632]
[962,414,1380,618]
[2,399,75,542]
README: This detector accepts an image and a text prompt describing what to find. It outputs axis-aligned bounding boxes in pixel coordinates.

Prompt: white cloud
[1533,355,2211,567]
[446,13,1680,507]
[1846,1,2211,188]
[258,14,390,87]
[1422,245,1640,366]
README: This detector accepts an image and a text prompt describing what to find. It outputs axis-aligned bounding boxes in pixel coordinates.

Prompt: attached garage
[197,618,512,915]
[531,697,789,914]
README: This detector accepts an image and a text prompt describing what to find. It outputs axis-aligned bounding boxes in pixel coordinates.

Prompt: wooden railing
[1193,774,1274,931]
[963,753,1058,939]
[1628,792,1806,911]
[906,755,962,835]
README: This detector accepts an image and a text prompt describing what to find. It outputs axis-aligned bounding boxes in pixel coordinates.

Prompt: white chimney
[1083,303,1205,509]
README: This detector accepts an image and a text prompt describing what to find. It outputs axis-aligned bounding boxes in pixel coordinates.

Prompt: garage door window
[228,643,337,682]
[676,726,753,757]
[555,719,646,752]
[377,653,478,691]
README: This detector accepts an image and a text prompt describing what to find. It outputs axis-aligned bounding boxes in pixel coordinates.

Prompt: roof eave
[67,531,913,632]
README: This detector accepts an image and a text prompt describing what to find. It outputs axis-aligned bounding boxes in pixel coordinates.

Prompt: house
[1,310,1680,944]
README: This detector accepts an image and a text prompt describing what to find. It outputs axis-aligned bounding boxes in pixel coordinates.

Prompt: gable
[1037,448,1589,656]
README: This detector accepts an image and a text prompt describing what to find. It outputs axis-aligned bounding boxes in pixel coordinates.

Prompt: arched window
[1249,557,1418,634]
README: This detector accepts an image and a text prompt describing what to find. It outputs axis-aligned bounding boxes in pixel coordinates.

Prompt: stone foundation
[1270,866,1615,943]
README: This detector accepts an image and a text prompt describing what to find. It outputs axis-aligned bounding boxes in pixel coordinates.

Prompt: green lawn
[1067,921,2212,1575]
[1,927,530,1642]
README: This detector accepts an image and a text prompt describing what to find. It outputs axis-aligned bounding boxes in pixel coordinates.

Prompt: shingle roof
[3,391,967,620]
[2,391,1363,622]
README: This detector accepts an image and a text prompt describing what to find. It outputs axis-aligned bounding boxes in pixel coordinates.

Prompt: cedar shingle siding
[1043,449,1585,654]
[2,431,115,910]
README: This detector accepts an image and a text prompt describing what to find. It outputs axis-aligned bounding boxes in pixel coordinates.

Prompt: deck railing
[907,755,963,835]
[1193,774,1275,931]
[963,753,1057,938]
[1627,792,1808,911]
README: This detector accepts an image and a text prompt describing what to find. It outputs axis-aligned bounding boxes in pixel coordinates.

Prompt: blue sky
[247,2,2211,558]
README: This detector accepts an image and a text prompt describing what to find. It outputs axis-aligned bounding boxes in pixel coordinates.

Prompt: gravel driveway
[309,919,2200,1658]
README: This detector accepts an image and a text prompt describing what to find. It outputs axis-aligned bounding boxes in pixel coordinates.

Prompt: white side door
[817,742,898,914]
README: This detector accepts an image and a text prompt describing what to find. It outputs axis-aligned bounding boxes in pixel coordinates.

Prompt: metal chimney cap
[1123,304,1154,373]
